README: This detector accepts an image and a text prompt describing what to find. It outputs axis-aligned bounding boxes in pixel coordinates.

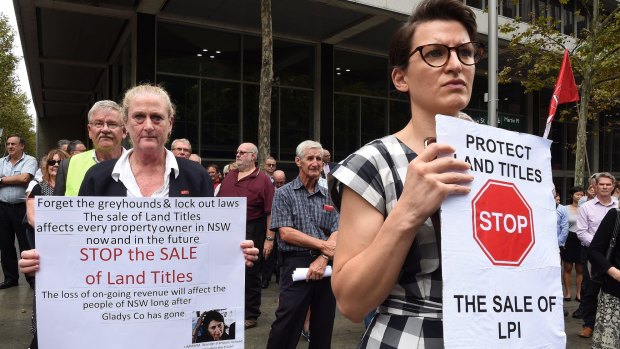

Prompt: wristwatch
[265,236,274,241]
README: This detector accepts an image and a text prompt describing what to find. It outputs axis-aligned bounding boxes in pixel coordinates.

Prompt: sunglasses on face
[47,159,62,166]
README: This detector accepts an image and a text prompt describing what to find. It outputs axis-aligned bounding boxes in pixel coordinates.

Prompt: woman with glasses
[330,0,481,347]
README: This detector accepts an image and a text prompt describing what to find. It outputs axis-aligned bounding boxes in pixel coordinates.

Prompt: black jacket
[78,157,214,197]
[589,208,620,298]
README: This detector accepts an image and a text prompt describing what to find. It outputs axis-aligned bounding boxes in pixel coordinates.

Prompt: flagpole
[488,0,498,127]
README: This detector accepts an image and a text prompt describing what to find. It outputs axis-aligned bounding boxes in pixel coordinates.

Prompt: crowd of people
[556,172,620,348]
[1,0,614,348]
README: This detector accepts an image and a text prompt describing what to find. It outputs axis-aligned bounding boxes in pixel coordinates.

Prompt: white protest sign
[437,115,565,348]
[36,197,246,349]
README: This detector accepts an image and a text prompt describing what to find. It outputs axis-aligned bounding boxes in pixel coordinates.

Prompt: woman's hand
[19,249,39,276]
[398,143,472,224]
[240,240,259,267]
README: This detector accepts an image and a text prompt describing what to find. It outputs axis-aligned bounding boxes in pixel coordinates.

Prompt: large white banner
[437,115,565,348]
[36,197,246,349]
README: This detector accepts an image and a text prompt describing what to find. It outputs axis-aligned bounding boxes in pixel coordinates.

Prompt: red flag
[543,49,579,138]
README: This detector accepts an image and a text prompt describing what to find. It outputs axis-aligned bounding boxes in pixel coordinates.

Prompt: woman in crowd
[562,186,585,302]
[207,164,222,195]
[588,207,620,348]
[26,149,70,243]
[330,0,480,347]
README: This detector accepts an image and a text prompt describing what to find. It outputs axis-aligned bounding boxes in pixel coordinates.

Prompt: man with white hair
[170,138,192,159]
[266,140,339,348]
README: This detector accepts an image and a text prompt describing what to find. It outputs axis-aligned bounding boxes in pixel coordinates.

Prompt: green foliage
[499,0,620,185]
[0,14,35,155]
[499,2,620,122]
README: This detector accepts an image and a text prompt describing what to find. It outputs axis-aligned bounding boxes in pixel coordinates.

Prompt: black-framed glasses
[47,159,62,166]
[409,42,484,68]
[266,163,276,167]
[90,121,121,130]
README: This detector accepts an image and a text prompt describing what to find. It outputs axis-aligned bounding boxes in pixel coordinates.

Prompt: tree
[0,14,35,156]
[257,0,273,167]
[498,0,620,186]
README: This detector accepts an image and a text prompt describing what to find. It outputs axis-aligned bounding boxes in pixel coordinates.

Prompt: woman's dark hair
[389,0,478,70]
[201,310,225,326]
[568,186,585,202]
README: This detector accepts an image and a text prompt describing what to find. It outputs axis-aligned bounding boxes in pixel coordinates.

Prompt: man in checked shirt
[266,140,339,349]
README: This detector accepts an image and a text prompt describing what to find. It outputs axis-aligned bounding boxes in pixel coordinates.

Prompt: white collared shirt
[111,149,179,197]
[94,147,128,164]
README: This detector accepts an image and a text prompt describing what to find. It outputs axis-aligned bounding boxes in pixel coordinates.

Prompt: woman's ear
[391,68,409,93]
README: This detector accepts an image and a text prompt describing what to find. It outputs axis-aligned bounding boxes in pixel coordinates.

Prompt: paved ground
[0,270,594,348]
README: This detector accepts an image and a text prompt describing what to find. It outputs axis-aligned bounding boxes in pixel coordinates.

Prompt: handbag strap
[604,208,620,261]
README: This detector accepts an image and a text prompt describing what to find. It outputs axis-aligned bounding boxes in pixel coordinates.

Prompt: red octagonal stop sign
[472,179,534,267]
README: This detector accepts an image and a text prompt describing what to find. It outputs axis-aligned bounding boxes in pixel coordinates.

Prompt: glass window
[612,128,620,172]
[389,100,410,133]
[242,83,279,157]
[467,0,486,10]
[361,98,387,146]
[158,23,241,80]
[563,2,575,36]
[535,0,548,19]
[550,0,562,30]
[201,79,241,159]
[498,82,526,115]
[279,88,313,160]
[575,3,587,38]
[242,83,260,146]
[158,74,200,151]
[566,122,577,170]
[334,94,360,161]
[501,0,519,19]
[334,50,388,97]
[520,0,533,21]
[549,121,564,170]
[244,36,315,88]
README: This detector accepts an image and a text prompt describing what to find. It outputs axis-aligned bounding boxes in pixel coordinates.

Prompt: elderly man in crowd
[54,100,127,196]
[67,140,87,155]
[171,138,192,159]
[218,142,275,329]
[264,156,277,183]
[266,140,339,348]
[0,135,37,289]
[273,170,286,189]
[57,139,70,152]
[188,153,202,163]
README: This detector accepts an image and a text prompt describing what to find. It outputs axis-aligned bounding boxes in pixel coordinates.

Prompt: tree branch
[592,74,620,86]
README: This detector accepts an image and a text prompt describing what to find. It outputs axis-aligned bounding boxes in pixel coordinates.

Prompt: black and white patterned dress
[331,135,443,349]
